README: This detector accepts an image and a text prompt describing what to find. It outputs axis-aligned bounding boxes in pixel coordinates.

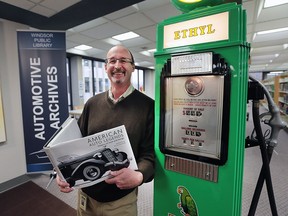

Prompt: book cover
[43,117,138,188]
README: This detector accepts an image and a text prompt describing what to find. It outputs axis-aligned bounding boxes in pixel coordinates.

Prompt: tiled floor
[29,173,153,215]
[29,104,288,216]
[242,103,288,216]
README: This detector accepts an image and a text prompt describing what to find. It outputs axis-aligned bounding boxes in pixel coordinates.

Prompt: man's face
[105,46,135,86]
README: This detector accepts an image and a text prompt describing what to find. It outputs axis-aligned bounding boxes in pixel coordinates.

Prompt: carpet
[0,181,76,216]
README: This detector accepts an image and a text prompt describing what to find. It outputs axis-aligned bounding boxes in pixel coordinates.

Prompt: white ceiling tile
[255,17,288,32]
[66,33,95,44]
[66,40,78,49]
[252,39,288,50]
[137,0,171,11]
[266,62,287,70]
[81,22,127,40]
[114,13,155,30]
[0,0,34,9]
[84,47,105,56]
[30,0,42,3]
[104,5,138,20]
[246,33,254,43]
[278,62,288,69]
[253,54,277,60]
[130,42,155,52]
[30,4,56,17]
[87,39,113,51]
[66,29,76,37]
[40,0,81,12]
[258,4,288,22]
[243,0,256,25]
[142,3,180,23]
[246,24,254,34]
[253,45,285,54]
[134,26,156,42]
[136,60,154,67]
[69,17,109,33]
[121,37,151,48]
[249,64,267,72]
[131,51,144,59]
[275,51,288,62]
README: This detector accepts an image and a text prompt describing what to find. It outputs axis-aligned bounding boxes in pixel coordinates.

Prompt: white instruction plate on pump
[171,52,213,75]
[164,75,224,160]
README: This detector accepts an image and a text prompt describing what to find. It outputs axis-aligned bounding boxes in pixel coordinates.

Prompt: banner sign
[17,31,69,172]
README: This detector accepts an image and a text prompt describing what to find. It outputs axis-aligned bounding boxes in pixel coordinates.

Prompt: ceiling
[0,0,288,73]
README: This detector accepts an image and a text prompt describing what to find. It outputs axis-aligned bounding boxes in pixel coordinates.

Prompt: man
[57,45,155,216]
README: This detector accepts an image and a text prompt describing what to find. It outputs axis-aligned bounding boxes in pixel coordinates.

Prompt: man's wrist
[135,170,144,186]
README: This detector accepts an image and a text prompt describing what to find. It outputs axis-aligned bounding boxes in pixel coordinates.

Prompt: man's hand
[56,175,74,193]
[105,168,143,190]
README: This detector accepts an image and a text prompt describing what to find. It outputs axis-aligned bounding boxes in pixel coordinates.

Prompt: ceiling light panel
[112,31,139,41]
[253,30,288,43]
[257,27,288,35]
[264,0,288,8]
[74,44,92,50]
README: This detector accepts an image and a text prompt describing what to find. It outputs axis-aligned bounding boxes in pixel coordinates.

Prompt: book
[43,117,138,188]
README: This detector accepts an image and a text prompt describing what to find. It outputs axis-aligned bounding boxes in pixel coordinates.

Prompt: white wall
[0,19,29,184]
[70,56,84,108]
[144,69,155,100]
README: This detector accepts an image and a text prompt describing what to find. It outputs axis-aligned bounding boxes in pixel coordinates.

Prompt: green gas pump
[154,1,249,216]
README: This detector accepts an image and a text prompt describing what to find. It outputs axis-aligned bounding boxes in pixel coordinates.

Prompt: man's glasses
[105,58,133,65]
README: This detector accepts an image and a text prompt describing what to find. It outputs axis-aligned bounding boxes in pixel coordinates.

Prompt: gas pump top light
[171,0,230,13]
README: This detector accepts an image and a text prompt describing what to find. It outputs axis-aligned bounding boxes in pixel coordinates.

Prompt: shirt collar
[108,84,135,103]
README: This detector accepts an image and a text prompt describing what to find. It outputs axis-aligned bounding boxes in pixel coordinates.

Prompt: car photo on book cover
[58,147,130,187]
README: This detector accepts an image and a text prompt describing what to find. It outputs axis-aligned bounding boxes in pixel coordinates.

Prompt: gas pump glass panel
[160,53,230,165]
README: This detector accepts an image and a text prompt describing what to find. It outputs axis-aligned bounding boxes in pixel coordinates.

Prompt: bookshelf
[262,72,288,126]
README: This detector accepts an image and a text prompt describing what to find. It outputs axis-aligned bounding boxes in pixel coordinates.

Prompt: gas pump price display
[171,52,213,75]
[160,52,230,165]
